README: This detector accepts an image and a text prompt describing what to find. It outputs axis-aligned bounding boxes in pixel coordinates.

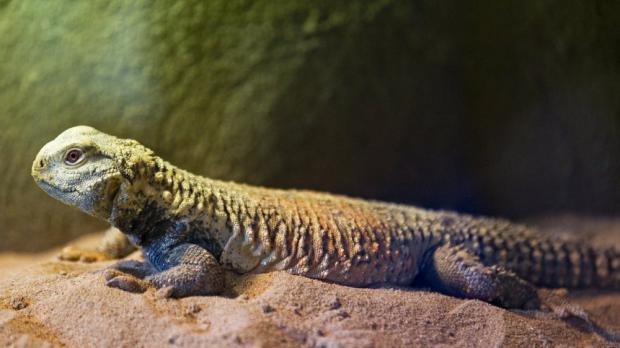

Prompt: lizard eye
[64,148,85,166]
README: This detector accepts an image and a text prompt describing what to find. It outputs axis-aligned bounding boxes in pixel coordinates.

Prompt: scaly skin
[32,126,620,308]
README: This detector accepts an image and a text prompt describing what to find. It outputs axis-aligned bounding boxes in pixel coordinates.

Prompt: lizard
[30,125,620,309]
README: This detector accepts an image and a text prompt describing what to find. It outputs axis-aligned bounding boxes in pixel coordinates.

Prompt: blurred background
[0,1,619,252]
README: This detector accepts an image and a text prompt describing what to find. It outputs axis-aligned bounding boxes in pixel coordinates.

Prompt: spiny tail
[480,237,620,289]
[534,241,619,289]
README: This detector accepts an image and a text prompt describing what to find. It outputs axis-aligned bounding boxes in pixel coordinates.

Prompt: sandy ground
[0,217,619,347]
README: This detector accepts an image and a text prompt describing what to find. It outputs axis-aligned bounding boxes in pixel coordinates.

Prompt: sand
[0,217,619,347]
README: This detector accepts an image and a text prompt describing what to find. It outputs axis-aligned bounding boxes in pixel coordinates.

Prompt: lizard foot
[58,228,137,263]
[531,291,620,343]
[103,244,225,298]
[58,245,112,263]
[538,290,591,322]
[145,264,225,298]
[103,260,155,293]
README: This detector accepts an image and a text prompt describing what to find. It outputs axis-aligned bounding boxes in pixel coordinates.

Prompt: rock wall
[1,1,619,250]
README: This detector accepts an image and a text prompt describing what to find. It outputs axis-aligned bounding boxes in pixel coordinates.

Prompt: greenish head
[31,125,139,219]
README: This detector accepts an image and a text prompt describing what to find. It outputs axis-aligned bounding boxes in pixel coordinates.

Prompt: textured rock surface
[1,254,620,347]
[0,217,619,347]
[1,1,620,251]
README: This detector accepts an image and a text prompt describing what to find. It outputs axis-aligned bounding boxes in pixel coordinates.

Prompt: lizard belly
[218,224,263,273]
[213,193,435,286]
[220,224,427,287]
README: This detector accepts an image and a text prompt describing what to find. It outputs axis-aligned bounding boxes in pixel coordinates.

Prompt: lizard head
[31,125,147,219]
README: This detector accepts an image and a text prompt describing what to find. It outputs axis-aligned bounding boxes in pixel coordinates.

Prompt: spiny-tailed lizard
[31,126,620,309]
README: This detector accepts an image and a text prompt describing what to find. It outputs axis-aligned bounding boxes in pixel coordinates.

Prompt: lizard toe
[155,286,175,299]
[105,274,150,293]
[107,260,154,278]
[102,269,126,281]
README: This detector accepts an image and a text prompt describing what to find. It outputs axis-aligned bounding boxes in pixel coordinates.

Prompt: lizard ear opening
[105,178,122,204]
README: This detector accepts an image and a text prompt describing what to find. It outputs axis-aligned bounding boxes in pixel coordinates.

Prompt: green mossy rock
[0,1,619,250]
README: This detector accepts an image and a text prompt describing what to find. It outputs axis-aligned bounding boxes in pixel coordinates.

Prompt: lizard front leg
[105,243,224,298]
[422,244,540,309]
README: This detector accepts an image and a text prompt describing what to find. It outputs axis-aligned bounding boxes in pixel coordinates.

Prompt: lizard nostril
[39,160,44,168]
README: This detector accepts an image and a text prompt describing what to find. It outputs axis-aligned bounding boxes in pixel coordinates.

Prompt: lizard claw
[155,286,175,299]
[105,273,150,293]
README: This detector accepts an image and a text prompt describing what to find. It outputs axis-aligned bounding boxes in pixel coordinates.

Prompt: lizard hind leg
[421,244,540,309]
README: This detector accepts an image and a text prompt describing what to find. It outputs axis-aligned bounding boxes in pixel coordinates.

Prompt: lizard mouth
[35,179,77,195]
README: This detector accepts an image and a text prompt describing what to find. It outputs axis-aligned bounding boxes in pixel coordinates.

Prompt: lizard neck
[107,155,239,249]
